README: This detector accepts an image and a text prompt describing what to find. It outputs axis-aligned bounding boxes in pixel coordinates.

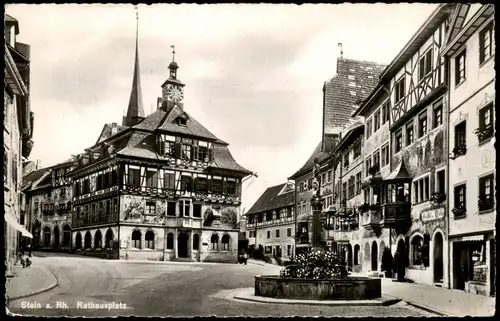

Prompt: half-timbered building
[442,3,495,296]
[372,3,456,286]
[67,25,251,262]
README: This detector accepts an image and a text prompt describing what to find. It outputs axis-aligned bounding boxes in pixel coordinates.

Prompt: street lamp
[471,250,481,263]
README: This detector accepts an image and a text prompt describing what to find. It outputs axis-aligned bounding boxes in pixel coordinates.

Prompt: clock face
[167,86,184,103]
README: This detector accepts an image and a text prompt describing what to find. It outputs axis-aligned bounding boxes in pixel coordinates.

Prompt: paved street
[7,253,429,317]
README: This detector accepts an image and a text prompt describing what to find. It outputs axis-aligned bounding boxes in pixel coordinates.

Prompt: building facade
[4,14,34,275]
[245,182,295,259]
[442,4,495,296]
[67,26,251,263]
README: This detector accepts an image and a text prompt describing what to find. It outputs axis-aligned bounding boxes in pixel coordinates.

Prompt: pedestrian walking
[27,243,32,257]
[243,251,248,265]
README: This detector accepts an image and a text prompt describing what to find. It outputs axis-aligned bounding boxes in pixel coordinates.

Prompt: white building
[442,3,495,297]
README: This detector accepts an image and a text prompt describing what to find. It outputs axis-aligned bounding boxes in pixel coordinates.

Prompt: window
[455,50,466,85]
[355,172,362,195]
[419,48,433,81]
[308,178,313,190]
[414,176,430,203]
[365,157,372,177]
[478,103,494,142]
[348,176,355,199]
[344,152,349,168]
[195,177,208,192]
[287,228,292,237]
[167,201,176,216]
[287,207,293,218]
[128,167,141,186]
[211,234,219,250]
[179,200,190,217]
[395,77,406,103]
[406,122,414,146]
[211,178,222,194]
[353,141,361,159]
[221,234,230,251]
[395,130,403,153]
[322,173,326,186]
[146,170,158,188]
[266,212,272,221]
[158,135,176,157]
[60,188,66,197]
[479,174,494,211]
[180,175,193,191]
[411,235,424,266]
[453,184,466,215]
[193,204,202,218]
[299,182,304,193]
[342,181,347,201]
[385,182,411,203]
[436,170,446,195]
[381,144,389,167]
[374,110,380,132]
[193,234,200,250]
[162,172,174,190]
[131,230,141,249]
[267,231,271,239]
[181,143,191,160]
[366,119,373,138]
[373,150,380,169]
[276,229,280,238]
[433,100,443,128]
[145,231,154,249]
[454,121,467,154]
[327,170,332,183]
[479,22,493,64]
[382,103,390,124]
[418,111,427,138]
[224,180,237,195]
[145,201,156,215]
[193,141,210,162]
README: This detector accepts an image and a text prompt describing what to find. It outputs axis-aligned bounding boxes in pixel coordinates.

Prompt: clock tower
[159,45,186,111]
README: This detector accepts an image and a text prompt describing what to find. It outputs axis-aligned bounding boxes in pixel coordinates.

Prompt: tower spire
[123,5,145,127]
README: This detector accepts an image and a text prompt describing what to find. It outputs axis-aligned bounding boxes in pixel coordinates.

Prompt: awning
[462,235,484,242]
[4,213,33,238]
[384,158,412,181]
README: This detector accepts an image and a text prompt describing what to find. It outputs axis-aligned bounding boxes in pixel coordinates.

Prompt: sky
[7,3,439,213]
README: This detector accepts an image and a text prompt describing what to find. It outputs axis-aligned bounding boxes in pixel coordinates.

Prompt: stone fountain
[254,158,381,301]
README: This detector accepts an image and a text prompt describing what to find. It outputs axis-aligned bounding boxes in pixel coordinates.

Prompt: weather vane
[338,43,343,59]
[171,45,176,62]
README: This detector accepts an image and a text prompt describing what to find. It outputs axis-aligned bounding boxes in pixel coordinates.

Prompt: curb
[7,265,59,301]
[405,301,451,317]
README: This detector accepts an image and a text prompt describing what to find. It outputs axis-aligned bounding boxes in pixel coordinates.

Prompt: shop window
[411,235,424,266]
[221,234,230,251]
[211,234,219,250]
[145,231,154,249]
[131,230,141,249]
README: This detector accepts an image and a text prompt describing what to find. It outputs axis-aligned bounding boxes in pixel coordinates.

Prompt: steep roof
[246,183,295,215]
[323,58,386,136]
[21,168,49,191]
[289,141,329,180]
[96,123,128,144]
[211,143,252,174]
[156,105,218,140]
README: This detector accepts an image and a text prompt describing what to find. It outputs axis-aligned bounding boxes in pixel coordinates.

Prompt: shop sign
[420,208,445,222]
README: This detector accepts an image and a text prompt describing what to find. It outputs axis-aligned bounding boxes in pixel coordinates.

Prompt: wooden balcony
[380,202,411,229]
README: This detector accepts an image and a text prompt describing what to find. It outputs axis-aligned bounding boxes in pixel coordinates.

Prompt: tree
[380,247,393,278]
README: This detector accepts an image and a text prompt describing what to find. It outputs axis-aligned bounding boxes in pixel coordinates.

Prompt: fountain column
[310,158,324,250]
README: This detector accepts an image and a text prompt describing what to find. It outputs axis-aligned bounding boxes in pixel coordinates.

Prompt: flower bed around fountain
[254,248,381,300]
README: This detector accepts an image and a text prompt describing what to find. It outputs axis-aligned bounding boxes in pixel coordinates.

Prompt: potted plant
[380,247,393,278]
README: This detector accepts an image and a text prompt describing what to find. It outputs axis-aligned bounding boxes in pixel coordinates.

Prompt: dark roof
[122,35,145,127]
[334,121,364,152]
[246,183,295,215]
[289,141,329,180]
[323,58,386,136]
[21,168,49,191]
[156,105,219,140]
[385,158,412,181]
[210,144,252,174]
[96,123,128,144]
[116,131,162,160]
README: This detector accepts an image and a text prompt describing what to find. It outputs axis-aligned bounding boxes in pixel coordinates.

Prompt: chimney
[36,159,41,169]
[111,122,118,135]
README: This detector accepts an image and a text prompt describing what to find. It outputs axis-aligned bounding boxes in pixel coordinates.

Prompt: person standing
[27,243,32,257]
[243,251,248,265]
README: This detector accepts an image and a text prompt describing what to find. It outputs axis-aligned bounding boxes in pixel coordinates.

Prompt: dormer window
[178,118,187,126]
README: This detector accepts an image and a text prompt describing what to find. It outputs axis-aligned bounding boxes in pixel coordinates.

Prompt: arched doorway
[178,232,189,258]
[105,229,114,249]
[75,232,82,250]
[62,225,71,247]
[433,232,444,283]
[94,230,103,249]
[53,225,60,249]
[43,226,51,247]
[84,232,92,249]
[346,244,353,269]
[371,241,378,271]
[32,220,41,248]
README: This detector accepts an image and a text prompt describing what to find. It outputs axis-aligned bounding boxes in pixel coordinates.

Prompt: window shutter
[193,146,199,161]
[208,148,214,162]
